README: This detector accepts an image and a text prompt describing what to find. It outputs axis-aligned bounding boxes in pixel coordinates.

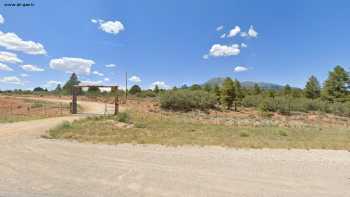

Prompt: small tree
[304,75,321,99]
[190,84,202,91]
[213,85,221,103]
[233,80,244,111]
[33,87,45,92]
[283,84,292,96]
[203,84,211,92]
[220,77,235,109]
[55,84,62,92]
[322,65,349,102]
[253,84,261,95]
[154,85,160,94]
[267,90,276,98]
[180,84,188,89]
[129,85,142,95]
[63,73,80,94]
[88,86,100,93]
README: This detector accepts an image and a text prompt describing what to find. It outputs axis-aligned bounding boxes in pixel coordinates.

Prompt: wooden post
[72,86,78,114]
[125,72,128,104]
[114,86,119,115]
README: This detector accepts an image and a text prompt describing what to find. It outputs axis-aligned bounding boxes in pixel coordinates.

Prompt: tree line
[160,65,350,116]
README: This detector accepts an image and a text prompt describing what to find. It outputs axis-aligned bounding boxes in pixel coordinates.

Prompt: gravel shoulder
[0,97,349,197]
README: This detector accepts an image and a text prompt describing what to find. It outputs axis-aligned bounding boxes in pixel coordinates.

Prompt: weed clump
[116,112,130,123]
[239,131,249,137]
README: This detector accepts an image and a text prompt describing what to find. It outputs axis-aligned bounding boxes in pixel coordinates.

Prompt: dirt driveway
[0,97,349,197]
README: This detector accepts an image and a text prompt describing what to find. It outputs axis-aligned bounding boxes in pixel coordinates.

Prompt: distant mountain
[203,77,284,90]
[240,81,284,90]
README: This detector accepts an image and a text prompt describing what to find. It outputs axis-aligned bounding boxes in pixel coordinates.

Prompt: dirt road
[0,98,349,197]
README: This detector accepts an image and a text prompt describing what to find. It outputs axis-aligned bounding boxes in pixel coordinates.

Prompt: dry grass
[0,97,70,123]
[48,110,350,150]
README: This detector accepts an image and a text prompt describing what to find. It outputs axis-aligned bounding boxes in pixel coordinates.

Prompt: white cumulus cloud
[44,80,62,88]
[240,25,258,38]
[209,44,240,57]
[0,14,4,24]
[241,43,247,48]
[150,81,169,89]
[0,76,23,85]
[216,25,224,31]
[104,77,109,81]
[0,31,46,55]
[220,33,226,39]
[49,57,95,75]
[20,73,29,77]
[0,62,13,71]
[228,26,241,37]
[0,51,22,64]
[129,75,141,83]
[234,66,248,72]
[105,64,116,68]
[248,25,258,38]
[80,80,103,86]
[93,70,104,76]
[21,64,44,72]
[93,19,125,35]
[202,54,209,59]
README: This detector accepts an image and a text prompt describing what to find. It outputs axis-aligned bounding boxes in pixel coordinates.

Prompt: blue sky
[0,0,350,90]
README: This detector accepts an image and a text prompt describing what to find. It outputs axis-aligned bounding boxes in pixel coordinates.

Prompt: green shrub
[256,96,350,117]
[31,101,44,108]
[278,130,288,136]
[135,122,146,128]
[136,90,157,98]
[329,102,350,117]
[242,95,260,108]
[61,121,72,129]
[239,131,249,137]
[160,90,217,111]
[116,112,130,123]
[258,98,276,112]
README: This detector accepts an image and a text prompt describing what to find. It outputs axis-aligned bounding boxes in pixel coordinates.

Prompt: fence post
[72,87,78,114]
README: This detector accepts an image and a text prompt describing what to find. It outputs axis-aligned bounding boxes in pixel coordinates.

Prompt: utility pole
[125,72,128,103]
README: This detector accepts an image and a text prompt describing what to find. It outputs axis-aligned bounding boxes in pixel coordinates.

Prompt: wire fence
[0,103,70,118]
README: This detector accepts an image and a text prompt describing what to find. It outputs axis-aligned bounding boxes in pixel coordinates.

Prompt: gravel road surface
[0,97,349,197]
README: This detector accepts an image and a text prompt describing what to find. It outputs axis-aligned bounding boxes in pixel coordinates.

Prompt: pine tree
[267,90,275,98]
[55,84,62,92]
[283,84,292,96]
[154,85,160,94]
[63,73,80,93]
[322,65,349,102]
[190,84,202,91]
[233,80,243,111]
[129,85,142,94]
[253,84,261,95]
[213,85,221,103]
[220,77,235,109]
[203,84,211,92]
[304,75,320,99]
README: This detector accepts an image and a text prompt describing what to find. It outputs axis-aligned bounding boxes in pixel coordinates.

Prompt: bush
[329,102,350,117]
[136,90,157,98]
[239,131,249,137]
[255,96,350,117]
[242,95,260,108]
[160,90,217,111]
[116,112,130,123]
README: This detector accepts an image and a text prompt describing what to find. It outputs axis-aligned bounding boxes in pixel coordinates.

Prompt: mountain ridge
[203,77,284,90]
